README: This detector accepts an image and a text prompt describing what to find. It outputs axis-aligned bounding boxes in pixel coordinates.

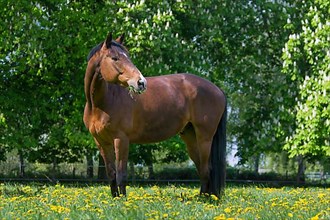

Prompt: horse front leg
[114,137,129,196]
[96,139,119,197]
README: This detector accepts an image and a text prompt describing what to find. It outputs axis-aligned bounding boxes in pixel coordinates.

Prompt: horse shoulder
[85,106,112,137]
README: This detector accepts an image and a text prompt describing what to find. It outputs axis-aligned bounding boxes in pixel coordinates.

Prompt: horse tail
[209,95,227,198]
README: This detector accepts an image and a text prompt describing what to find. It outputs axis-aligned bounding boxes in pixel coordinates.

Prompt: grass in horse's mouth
[128,85,145,94]
[128,86,145,94]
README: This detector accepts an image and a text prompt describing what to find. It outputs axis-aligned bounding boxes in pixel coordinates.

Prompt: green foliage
[200,0,291,163]
[0,0,207,164]
[0,0,96,163]
[0,0,328,168]
[129,136,188,167]
[281,0,330,158]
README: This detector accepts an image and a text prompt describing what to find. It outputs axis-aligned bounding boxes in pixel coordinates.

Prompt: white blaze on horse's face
[115,50,147,93]
[120,51,128,59]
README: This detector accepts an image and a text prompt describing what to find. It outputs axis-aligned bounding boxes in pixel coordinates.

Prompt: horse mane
[87,42,103,61]
[87,41,128,61]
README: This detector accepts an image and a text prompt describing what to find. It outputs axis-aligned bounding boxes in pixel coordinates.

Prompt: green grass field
[0,183,329,220]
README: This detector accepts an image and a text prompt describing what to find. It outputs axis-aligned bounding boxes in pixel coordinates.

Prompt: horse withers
[83,33,227,198]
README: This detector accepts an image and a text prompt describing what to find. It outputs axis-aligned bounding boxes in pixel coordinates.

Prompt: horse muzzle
[137,76,147,92]
[127,74,147,93]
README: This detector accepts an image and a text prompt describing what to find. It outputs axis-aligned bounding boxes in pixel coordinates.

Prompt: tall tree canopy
[0,0,328,170]
[0,0,208,164]
[281,0,330,158]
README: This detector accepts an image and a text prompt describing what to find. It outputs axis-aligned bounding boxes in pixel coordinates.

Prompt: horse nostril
[138,79,146,90]
[138,80,144,87]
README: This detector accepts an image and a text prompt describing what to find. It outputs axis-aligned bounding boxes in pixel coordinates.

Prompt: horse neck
[84,57,107,109]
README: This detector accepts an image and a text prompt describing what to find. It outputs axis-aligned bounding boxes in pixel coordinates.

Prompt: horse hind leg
[180,123,200,170]
[196,139,212,195]
[193,124,216,195]
[195,120,226,198]
[180,123,211,194]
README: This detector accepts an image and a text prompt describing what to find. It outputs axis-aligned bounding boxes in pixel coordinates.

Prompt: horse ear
[105,32,112,49]
[116,33,125,44]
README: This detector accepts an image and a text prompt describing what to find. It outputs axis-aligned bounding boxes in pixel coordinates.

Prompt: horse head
[98,33,147,93]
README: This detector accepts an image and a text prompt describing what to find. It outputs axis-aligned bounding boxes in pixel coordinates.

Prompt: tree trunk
[129,162,135,183]
[297,155,305,184]
[72,167,76,178]
[253,154,260,175]
[86,152,94,179]
[52,157,57,180]
[281,151,289,178]
[18,151,25,178]
[148,162,154,179]
[97,154,107,180]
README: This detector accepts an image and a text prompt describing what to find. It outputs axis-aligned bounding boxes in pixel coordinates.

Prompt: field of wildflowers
[0,183,329,219]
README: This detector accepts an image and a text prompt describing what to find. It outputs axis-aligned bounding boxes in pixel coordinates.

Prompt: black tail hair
[209,97,227,198]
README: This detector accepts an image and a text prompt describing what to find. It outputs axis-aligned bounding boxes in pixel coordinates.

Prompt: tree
[0,1,98,166]
[281,0,330,159]
[192,0,292,168]
[3,0,327,179]
[0,113,13,161]
[0,1,50,168]
[0,0,210,171]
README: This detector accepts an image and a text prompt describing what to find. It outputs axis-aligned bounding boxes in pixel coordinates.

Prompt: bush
[148,166,297,182]
[153,167,199,180]
[226,166,296,181]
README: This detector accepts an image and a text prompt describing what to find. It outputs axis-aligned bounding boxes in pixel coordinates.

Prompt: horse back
[129,73,225,143]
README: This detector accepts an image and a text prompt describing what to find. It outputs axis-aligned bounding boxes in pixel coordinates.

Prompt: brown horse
[84,33,227,197]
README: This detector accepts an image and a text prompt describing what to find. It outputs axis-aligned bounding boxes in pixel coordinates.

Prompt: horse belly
[130,111,187,144]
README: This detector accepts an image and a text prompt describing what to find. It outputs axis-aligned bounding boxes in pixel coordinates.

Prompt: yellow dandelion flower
[10,196,19,202]
[22,186,33,194]
[288,213,293,218]
[101,200,109,204]
[193,189,200,194]
[224,207,231,213]
[49,205,70,214]
[211,194,219,201]
[214,214,226,220]
[310,215,319,220]
[171,211,179,216]
[243,207,254,213]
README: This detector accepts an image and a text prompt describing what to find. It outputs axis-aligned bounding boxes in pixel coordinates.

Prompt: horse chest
[88,109,112,136]
[89,119,107,136]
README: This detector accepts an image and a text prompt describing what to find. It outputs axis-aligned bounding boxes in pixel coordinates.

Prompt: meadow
[0,183,329,220]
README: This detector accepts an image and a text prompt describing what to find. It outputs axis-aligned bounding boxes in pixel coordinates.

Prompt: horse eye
[111,56,119,61]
